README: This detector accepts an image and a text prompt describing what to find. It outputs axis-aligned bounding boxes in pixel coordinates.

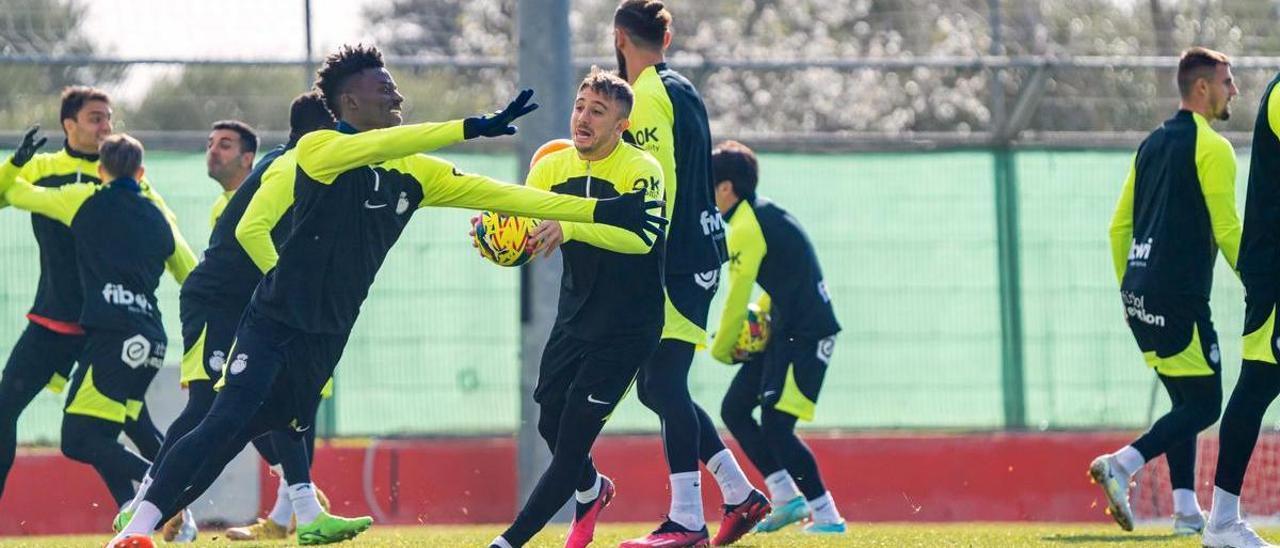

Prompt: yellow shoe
[225,518,289,541]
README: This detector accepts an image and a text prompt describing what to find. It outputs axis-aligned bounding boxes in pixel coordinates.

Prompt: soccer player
[1202,68,1280,548]
[1092,47,1240,536]
[115,95,337,543]
[205,120,258,226]
[611,2,767,545]
[0,132,195,511]
[109,44,663,548]
[0,87,189,502]
[490,68,665,548]
[709,140,846,535]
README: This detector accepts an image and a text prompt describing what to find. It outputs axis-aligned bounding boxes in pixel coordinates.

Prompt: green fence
[0,149,1257,442]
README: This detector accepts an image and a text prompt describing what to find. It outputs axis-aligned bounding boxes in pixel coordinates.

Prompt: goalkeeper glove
[11,125,47,167]
[464,89,540,139]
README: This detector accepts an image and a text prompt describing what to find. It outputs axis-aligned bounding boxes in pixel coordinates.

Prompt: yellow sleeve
[139,179,197,284]
[1270,83,1280,142]
[629,87,677,220]
[755,292,772,316]
[209,192,232,228]
[561,156,664,254]
[236,155,296,273]
[710,205,766,364]
[297,121,465,184]
[1108,159,1136,285]
[1196,132,1241,270]
[0,160,94,226]
[411,155,597,223]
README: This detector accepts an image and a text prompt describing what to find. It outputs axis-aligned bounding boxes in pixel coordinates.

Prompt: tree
[0,0,120,129]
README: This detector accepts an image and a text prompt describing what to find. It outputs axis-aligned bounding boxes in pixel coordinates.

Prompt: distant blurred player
[0,131,195,512]
[610,3,767,545]
[491,68,665,548]
[0,87,190,503]
[1092,47,1240,536]
[110,44,663,548]
[709,141,846,536]
[1202,70,1280,548]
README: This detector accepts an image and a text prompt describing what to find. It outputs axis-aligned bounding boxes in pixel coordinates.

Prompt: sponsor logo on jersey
[816,336,836,365]
[633,126,659,147]
[396,191,410,214]
[1128,237,1154,268]
[699,210,724,236]
[121,334,151,368]
[102,283,153,313]
[694,269,719,290]
[1122,291,1166,327]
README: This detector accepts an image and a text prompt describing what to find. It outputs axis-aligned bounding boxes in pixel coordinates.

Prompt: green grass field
[1,523,1272,548]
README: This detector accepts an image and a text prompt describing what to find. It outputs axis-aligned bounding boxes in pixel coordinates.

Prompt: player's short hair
[99,134,144,180]
[578,67,634,118]
[59,86,110,123]
[1177,47,1230,98]
[614,0,671,51]
[712,140,758,200]
[315,44,385,117]
[289,90,337,143]
[211,120,259,155]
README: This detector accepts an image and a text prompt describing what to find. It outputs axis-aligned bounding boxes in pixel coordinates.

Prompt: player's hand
[11,125,46,167]
[463,89,539,139]
[526,220,563,258]
[592,190,667,245]
[468,215,483,254]
[732,348,751,362]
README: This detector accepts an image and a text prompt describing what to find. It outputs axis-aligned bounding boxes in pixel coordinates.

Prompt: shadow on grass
[1041,533,1180,544]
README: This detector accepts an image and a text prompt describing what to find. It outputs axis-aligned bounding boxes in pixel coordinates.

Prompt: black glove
[11,125,46,167]
[592,190,668,246]
[463,89,539,139]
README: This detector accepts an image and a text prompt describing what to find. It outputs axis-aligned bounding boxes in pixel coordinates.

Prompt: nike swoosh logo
[763,390,777,397]
[364,200,387,209]
[586,394,611,405]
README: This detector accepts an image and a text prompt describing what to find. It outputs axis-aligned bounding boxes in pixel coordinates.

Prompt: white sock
[119,500,162,536]
[706,449,752,506]
[1173,488,1202,516]
[490,536,514,548]
[125,473,153,512]
[764,470,801,504]
[668,471,705,530]
[268,478,292,527]
[288,483,324,525]
[1210,486,1241,527]
[1112,446,1146,478]
[575,473,602,504]
[808,492,842,525]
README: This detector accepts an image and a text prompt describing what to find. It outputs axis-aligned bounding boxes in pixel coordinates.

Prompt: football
[735,302,771,355]
[473,211,540,267]
[530,137,573,168]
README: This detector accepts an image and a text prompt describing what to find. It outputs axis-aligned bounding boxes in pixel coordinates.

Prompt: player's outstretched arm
[557,159,666,254]
[296,121,467,184]
[411,155,666,242]
[0,127,93,226]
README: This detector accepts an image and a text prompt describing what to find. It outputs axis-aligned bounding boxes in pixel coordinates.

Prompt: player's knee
[536,408,560,444]
[1191,398,1222,431]
[720,399,752,431]
[59,423,103,463]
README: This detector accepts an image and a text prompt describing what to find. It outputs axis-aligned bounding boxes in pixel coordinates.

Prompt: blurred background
[2,0,1280,530]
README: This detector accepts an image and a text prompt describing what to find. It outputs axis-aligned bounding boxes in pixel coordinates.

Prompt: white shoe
[1202,519,1273,547]
[171,508,198,543]
[1172,510,1205,536]
[1088,455,1134,531]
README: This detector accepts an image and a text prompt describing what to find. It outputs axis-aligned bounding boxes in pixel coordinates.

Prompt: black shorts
[1243,281,1280,365]
[217,306,349,433]
[1121,290,1219,377]
[754,334,835,421]
[6,321,84,394]
[64,329,165,424]
[534,327,659,413]
[662,270,720,344]
[179,291,246,385]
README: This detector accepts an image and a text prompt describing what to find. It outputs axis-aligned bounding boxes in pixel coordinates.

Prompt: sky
[81,0,381,60]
